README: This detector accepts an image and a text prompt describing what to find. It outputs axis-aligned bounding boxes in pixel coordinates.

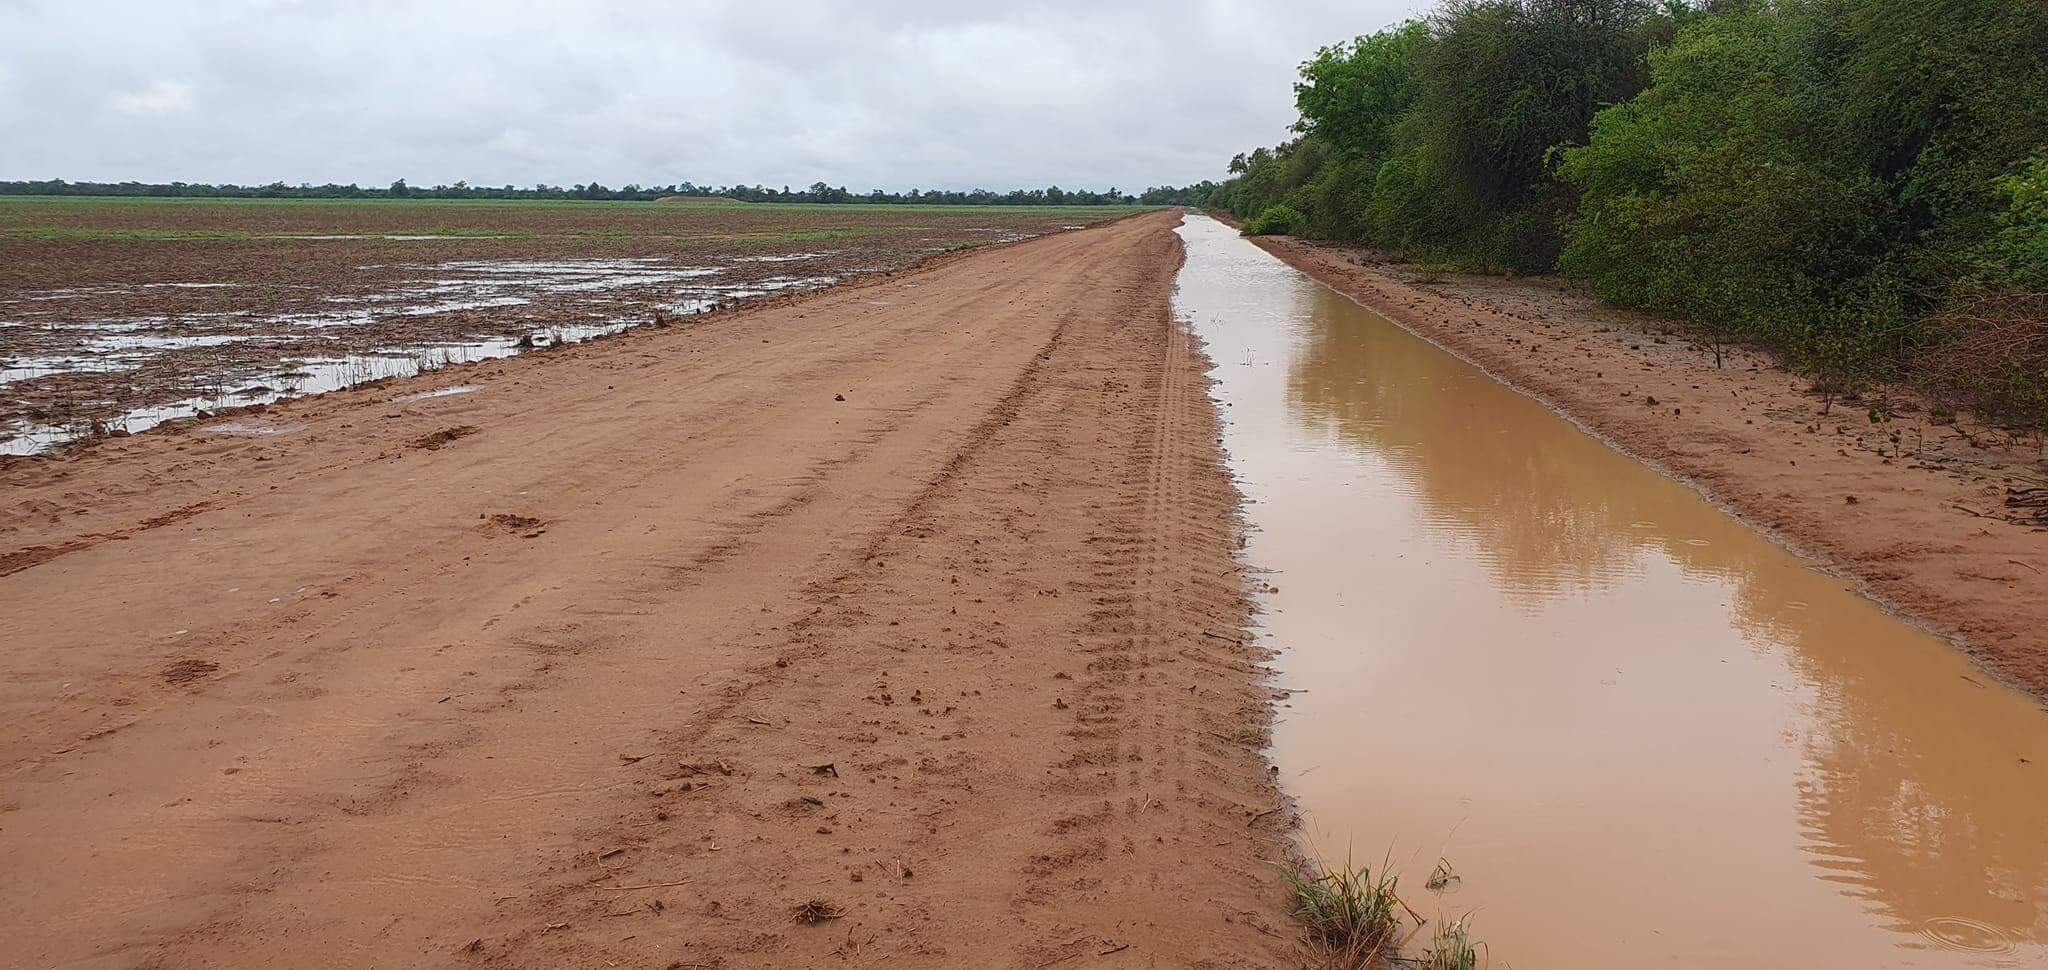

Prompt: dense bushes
[1557,0,2048,410]
[1215,1,1677,270]
[1242,204,1307,236]
[1554,7,1914,387]
[1992,153,2048,292]
[1211,0,2048,428]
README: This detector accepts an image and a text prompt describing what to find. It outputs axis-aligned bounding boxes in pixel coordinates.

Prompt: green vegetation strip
[1211,0,2048,430]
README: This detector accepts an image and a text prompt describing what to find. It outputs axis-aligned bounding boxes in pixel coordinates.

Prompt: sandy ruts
[0,211,1303,968]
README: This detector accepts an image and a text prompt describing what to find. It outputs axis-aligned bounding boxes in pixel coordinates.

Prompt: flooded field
[1174,215,2048,968]
[0,198,1136,453]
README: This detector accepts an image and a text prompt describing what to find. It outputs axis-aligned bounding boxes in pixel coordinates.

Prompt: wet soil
[1244,232,2048,703]
[0,200,1120,452]
[0,211,1302,968]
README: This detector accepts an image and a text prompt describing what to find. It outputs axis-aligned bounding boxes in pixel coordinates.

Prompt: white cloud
[3,0,1419,190]
[110,79,193,114]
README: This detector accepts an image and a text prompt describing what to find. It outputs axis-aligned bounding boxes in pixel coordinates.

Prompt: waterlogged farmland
[0,197,1132,453]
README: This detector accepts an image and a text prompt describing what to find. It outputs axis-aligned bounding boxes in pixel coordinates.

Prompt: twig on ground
[598,879,690,891]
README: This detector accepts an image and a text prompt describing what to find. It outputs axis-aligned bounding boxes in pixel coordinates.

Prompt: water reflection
[1177,215,2048,968]
[1288,282,1666,603]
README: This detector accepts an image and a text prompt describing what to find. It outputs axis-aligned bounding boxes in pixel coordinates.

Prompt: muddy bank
[0,211,1300,967]
[1245,231,2048,699]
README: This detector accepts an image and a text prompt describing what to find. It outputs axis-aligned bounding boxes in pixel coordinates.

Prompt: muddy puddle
[1173,215,2048,968]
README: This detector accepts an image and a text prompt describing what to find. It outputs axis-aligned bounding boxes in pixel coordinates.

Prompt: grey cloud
[2,0,1418,190]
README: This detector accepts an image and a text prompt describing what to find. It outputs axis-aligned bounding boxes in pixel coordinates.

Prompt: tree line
[0,178,1211,207]
[1208,0,2048,428]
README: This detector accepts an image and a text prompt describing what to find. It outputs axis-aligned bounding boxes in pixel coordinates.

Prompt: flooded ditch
[1173,214,2048,968]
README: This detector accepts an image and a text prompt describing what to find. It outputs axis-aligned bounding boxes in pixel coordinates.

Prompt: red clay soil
[0,212,1305,968]
[1250,233,2048,700]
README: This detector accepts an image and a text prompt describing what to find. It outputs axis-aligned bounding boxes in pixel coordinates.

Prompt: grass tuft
[1423,915,1482,970]
[789,899,844,925]
[1278,853,1406,965]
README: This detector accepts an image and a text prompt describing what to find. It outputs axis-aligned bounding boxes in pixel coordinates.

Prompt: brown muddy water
[1173,215,2048,968]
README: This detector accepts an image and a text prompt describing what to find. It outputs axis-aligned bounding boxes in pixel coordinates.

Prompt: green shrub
[1987,152,2048,290]
[1242,204,1307,236]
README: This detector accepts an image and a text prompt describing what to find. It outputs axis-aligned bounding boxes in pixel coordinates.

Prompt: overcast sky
[0,0,1420,191]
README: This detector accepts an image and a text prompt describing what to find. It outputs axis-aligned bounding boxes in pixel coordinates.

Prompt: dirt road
[0,211,1298,968]
[1250,234,2048,700]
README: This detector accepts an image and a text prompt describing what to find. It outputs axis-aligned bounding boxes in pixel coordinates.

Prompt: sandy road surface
[1252,233,2048,699]
[0,211,1298,968]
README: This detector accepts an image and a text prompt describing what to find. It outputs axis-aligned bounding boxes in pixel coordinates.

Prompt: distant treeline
[0,178,1215,207]
[1210,0,2048,428]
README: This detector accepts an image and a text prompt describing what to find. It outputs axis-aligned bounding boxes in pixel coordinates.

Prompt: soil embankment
[0,211,1300,967]
[1249,233,2048,699]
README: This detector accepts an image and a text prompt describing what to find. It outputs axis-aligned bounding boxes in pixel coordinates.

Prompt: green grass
[1278,853,1408,966]
[1424,916,1481,970]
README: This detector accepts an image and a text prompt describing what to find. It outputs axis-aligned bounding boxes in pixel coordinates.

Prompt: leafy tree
[1404,0,1672,267]
[1206,0,2048,424]
[1292,21,1427,166]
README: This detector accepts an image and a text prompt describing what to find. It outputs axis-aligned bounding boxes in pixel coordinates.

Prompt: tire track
[0,212,1298,969]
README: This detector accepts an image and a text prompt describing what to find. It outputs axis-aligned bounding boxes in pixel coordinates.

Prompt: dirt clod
[161,659,219,684]
[485,513,543,532]
[411,425,479,450]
